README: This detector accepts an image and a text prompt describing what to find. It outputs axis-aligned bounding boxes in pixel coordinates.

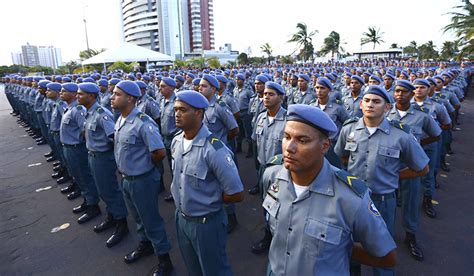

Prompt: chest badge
[270,183,279,193]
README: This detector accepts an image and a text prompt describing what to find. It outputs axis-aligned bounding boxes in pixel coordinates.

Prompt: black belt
[88,150,113,157]
[370,192,395,202]
[178,209,221,224]
[121,168,154,181]
[62,143,85,148]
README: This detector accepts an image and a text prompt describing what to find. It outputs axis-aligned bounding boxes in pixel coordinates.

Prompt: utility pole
[83,5,90,52]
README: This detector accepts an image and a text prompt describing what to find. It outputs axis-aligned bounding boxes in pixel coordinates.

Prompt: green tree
[390,43,399,49]
[79,48,106,61]
[189,57,206,68]
[279,55,295,64]
[403,41,419,57]
[319,31,344,59]
[27,66,54,75]
[440,41,460,60]
[260,43,273,64]
[443,1,474,59]
[418,41,439,60]
[361,26,385,49]
[174,59,188,68]
[288,22,318,62]
[108,61,133,72]
[206,57,221,69]
[237,53,249,65]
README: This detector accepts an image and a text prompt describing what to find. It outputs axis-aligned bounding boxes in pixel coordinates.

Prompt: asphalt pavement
[0,84,473,276]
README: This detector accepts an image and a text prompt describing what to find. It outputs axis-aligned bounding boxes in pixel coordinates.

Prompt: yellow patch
[210,138,219,144]
[346,176,358,186]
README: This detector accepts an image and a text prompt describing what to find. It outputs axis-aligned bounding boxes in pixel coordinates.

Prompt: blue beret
[162,77,177,88]
[98,79,108,87]
[38,80,51,89]
[46,82,62,92]
[287,104,338,139]
[109,78,120,85]
[175,75,185,83]
[192,78,201,86]
[362,71,371,77]
[383,73,396,80]
[116,80,140,97]
[176,90,209,109]
[298,74,310,82]
[236,73,246,81]
[395,80,416,91]
[135,80,147,89]
[400,71,409,78]
[316,77,333,90]
[265,81,285,95]
[413,78,430,87]
[364,85,391,102]
[142,75,151,81]
[255,74,269,84]
[78,83,100,94]
[187,73,195,79]
[351,75,365,84]
[127,73,136,81]
[62,83,78,92]
[216,75,228,84]
[62,76,72,82]
[324,74,335,81]
[76,77,83,83]
[426,77,437,86]
[433,75,445,84]
[54,76,62,82]
[369,75,382,84]
[83,77,95,83]
[33,77,43,82]
[202,74,219,89]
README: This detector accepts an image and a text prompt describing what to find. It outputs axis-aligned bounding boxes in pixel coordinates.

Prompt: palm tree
[390,43,399,49]
[79,48,106,60]
[319,31,345,59]
[443,1,474,59]
[403,41,419,57]
[440,41,459,60]
[361,26,385,49]
[418,41,439,60]
[288,22,318,62]
[260,43,273,64]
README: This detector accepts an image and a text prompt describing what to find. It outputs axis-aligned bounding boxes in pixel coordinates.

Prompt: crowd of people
[1,60,472,275]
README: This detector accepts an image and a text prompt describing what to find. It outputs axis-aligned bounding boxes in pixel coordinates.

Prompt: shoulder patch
[97,107,104,114]
[138,112,151,122]
[217,98,227,107]
[335,99,342,105]
[335,169,367,198]
[76,105,82,110]
[208,134,224,150]
[412,104,429,114]
[343,116,359,126]
[266,154,284,167]
[389,119,411,134]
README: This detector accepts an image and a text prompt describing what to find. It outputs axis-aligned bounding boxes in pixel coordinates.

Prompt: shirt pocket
[63,117,71,125]
[303,219,343,257]
[377,146,400,166]
[184,163,207,188]
[87,121,97,131]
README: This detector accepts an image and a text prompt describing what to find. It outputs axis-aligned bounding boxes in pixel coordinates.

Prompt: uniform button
[180,170,183,173]
[364,164,368,167]
[366,151,369,153]
[286,252,290,256]
[288,227,292,231]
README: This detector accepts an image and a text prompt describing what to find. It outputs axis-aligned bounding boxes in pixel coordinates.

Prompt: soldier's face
[291,77,298,86]
[315,84,330,99]
[414,85,429,98]
[435,79,444,90]
[199,80,215,98]
[77,91,93,106]
[361,94,389,119]
[394,86,413,105]
[297,79,308,91]
[254,81,265,93]
[383,77,393,88]
[160,81,174,98]
[111,87,133,110]
[282,121,330,174]
[368,79,380,86]
[350,80,362,92]
[174,100,201,130]
[60,89,75,101]
[263,88,282,109]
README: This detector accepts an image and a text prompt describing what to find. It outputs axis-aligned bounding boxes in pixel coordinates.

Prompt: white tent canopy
[82,42,175,65]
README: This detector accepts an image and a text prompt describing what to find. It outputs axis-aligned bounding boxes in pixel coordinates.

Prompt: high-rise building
[38,46,62,69]
[21,43,39,67]
[11,52,24,65]
[187,0,214,52]
[120,0,214,57]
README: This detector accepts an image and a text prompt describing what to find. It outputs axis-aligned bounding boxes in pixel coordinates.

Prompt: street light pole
[83,5,90,52]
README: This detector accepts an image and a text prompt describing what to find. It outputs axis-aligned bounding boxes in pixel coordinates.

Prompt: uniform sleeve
[100,113,116,137]
[444,100,455,113]
[75,108,86,132]
[147,101,161,120]
[338,105,350,125]
[208,146,244,196]
[423,114,442,138]
[334,125,349,158]
[449,92,461,107]
[435,103,452,125]
[400,132,429,171]
[218,105,238,131]
[352,192,397,257]
[140,121,165,152]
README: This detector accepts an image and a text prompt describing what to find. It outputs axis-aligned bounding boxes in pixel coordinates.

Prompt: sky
[0,0,462,66]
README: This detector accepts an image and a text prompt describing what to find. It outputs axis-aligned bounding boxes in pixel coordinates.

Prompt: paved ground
[0,84,473,276]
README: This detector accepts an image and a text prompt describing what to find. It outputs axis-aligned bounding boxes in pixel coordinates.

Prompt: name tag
[263,193,280,218]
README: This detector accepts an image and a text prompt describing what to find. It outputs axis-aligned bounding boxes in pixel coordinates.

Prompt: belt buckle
[381,195,385,201]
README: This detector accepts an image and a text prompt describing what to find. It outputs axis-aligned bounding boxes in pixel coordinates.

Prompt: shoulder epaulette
[343,116,359,126]
[76,105,84,110]
[335,169,367,198]
[389,119,411,134]
[217,98,227,107]
[208,134,224,150]
[138,112,150,122]
[97,107,104,114]
[266,154,284,166]
[412,104,429,114]
[335,99,342,105]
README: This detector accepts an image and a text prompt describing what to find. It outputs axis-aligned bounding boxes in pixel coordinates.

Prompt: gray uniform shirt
[252,107,287,165]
